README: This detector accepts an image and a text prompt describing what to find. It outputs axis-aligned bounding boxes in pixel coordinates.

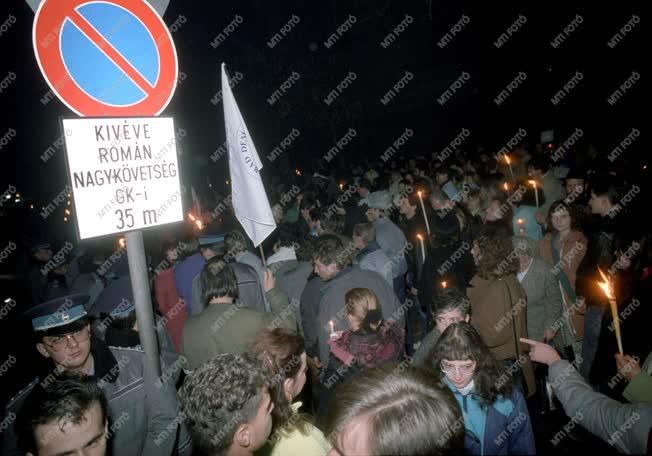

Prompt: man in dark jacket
[182,258,293,370]
[190,234,266,315]
[575,178,630,381]
[2,294,191,456]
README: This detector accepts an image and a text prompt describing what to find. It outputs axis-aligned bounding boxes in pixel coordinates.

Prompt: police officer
[89,275,177,356]
[1,294,192,456]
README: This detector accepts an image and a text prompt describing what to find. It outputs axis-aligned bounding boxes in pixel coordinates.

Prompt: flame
[517,218,524,225]
[441,281,447,289]
[505,155,511,165]
[188,213,196,222]
[528,179,537,188]
[503,183,509,191]
[118,238,126,249]
[195,220,203,230]
[416,234,423,240]
[417,191,422,197]
[597,267,615,301]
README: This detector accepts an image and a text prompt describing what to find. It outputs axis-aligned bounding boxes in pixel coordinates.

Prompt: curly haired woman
[467,224,535,397]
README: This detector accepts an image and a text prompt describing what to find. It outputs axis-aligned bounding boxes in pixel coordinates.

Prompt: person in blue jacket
[430,322,536,455]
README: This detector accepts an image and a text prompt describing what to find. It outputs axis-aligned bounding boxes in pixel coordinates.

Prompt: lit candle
[328,320,335,337]
[503,182,510,191]
[597,268,623,355]
[417,191,431,235]
[339,183,344,191]
[517,218,525,236]
[118,238,126,248]
[528,180,539,208]
[417,234,426,262]
[505,155,515,180]
[441,281,447,289]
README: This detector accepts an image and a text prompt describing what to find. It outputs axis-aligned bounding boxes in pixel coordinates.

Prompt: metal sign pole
[125,230,161,377]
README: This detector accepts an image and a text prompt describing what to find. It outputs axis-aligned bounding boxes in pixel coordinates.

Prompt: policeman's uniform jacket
[2,338,192,456]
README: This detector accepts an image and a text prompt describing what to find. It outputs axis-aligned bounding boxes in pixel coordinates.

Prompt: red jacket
[155,268,187,352]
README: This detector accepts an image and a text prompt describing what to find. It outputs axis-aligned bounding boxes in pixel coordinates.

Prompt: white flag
[221,63,276,246]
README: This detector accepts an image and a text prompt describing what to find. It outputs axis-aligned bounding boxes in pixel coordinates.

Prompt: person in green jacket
[182,257,294,370]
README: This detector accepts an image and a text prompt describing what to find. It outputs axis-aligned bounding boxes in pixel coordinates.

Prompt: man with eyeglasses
[1,294,192,456]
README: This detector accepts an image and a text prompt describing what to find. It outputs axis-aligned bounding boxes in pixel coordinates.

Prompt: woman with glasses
[430,322,536,455]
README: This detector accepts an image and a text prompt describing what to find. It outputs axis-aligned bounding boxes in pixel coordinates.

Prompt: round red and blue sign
[33,0,178,116]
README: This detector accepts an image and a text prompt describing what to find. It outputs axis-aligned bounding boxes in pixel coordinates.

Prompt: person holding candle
[591,234,652,399]
[511,181,544,240]
[398,187,437,350]
[311,236,403,373]
[527,156,566,226]
[318,288,405,416]
[398,188,429,263]
[429,186,476,288]
[575,176,630,382]
[522,338,652,454]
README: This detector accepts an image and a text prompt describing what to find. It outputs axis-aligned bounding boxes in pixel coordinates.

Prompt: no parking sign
[33,0,178,116]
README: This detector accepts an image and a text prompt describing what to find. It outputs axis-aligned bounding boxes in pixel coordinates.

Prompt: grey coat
[2,345,191,456]
[549,359,652,454]
[317,266,404,364]
[519,257,564,341]
[354,244,394,287]
[412,327,441,367]
[236,251,270,311]
[373,218,408,278]
[273,260,312,331]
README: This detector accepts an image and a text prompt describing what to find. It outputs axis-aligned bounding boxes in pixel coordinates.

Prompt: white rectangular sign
[62,117,183,239]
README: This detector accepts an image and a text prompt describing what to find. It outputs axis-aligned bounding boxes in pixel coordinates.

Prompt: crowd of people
[2,142,652,455]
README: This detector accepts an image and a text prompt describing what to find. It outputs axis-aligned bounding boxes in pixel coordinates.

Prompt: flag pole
[259,244,267,267]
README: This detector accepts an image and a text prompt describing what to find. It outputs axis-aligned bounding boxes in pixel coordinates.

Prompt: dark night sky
[0,0,645,231]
